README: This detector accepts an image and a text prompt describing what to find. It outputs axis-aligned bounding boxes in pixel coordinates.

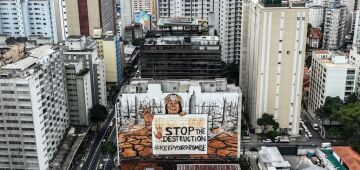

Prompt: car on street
[250,147,259,152]
[262,139,272,143]
[98,163,104,170]
[312,123,319,131]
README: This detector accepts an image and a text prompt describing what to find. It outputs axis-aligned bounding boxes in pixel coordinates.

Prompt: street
[96,119,117,170]
[81,106,115,170]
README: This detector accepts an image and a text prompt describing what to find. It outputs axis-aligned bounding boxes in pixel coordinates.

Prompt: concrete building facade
[95,35,123,84]
[323,5,347,50]
[140,36,222,80]
[245,0,308,135]
[0,45,69,169]
[64,60,93,126]
[308,50,357,112]
[308,6,325,28]
[63,36,107,106]
[61,0,115,37]
[156,0,243,63]
[0,0,61,43]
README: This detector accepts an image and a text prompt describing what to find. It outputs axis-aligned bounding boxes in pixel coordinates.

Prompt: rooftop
[332,146,360,170]
[314,50,356,69]
[144,36,219,46]
[121,78,239,94]
[1,45,53,71]
[157,17,198,26]
[176,164,240,170]
[309,28,322,39]
[259,147,291,168]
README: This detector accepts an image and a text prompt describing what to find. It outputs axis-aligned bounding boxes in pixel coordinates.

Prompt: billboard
[134,10,151,32]
[152,114,208,155]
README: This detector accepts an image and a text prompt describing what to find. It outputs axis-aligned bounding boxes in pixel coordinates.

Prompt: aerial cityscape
[0,0,360,170]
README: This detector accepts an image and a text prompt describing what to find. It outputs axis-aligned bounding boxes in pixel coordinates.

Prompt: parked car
[311,157,320,165]
[98,163,104,170]
[250,147,259,152]
[312,123,319,131]
[262,139,272,143]
[307,132,313,138]
[321,142,331,148]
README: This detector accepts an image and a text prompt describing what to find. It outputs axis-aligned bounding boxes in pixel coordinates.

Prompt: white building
[244,0,307,135]
[156,0,242,63]
[64,60,93,126]
[258,147,291,170]
[349,46,360,97]
[353,10,360,46]
[0,45,69,169]
[0,0,61,43]
[63,36,107,106]
[308,50,357,112]
[308,6,325,28]
[323,5,347,50]
[116,78,241,127]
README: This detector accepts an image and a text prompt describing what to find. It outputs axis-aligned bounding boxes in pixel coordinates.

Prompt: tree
[238,155,251,170]
[257,113,279,134]
[89,104,108,132]
[101,141,117,155]
[316,96,344,118]
[346,93,358,104]
[131,38,144,46]
[109,85,120,104]
[331,102,360,138]
[221,62,239,86]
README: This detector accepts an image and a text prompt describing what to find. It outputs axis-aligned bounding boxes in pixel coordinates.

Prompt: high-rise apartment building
[308,6,325,28]
[308,50,357,112]
[64,60,93,126]
[61,0,115,37]
[349,46,360,96]
[353,10,360,46]
[156,0,242,63]
[95,34,123,84]
[63,36,107,106]
[244,0,307,135]
[140,36,222,79]
[323,4,347,50]
[0,0,61,43]
[0,45,69,169]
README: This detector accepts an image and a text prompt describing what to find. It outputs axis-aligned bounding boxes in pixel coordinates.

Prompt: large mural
[117,93,241,169]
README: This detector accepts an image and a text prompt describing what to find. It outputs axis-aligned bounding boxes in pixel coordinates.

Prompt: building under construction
[140,35,222,79]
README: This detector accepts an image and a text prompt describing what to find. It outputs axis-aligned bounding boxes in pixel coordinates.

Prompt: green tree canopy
[221,62,239,86]
[101,141,117,155]
[316,96,344,118]
[89,104,108,132]
[131,38,144,46]
[331,102,360,138]
[239,155,251,170]
[257,113,279,134]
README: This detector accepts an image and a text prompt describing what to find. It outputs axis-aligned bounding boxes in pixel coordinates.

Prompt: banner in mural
[152,114,208,155]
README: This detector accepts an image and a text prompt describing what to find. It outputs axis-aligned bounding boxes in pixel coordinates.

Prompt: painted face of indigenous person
[167,100,181,114]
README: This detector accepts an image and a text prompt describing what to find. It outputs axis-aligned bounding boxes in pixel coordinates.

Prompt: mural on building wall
[134,10,151,32]
[118,93,240,168]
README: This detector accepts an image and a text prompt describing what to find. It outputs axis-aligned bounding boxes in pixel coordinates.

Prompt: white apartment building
[0,0,61,43]
[308,50,357,112]
[245,0,307,135]
[157,0,242,63]
[353,10,360,46]
[64,60,93,126]
[349,46,360,96]
[0,45,69,169]
[63,36,107,106]
[323,5,347,50]
[308,6,324,28]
